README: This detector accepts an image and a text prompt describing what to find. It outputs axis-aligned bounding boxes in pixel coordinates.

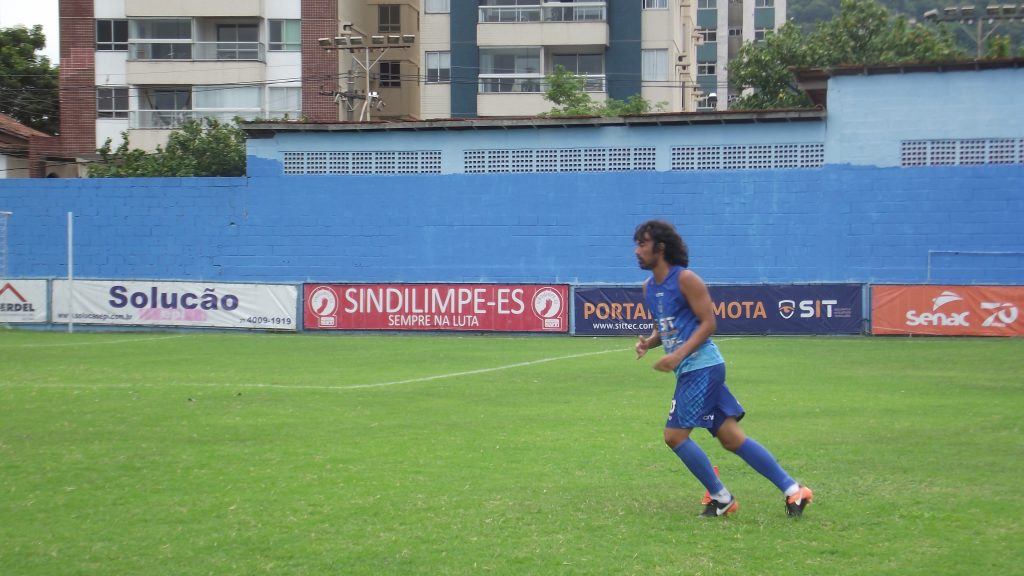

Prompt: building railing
[478,74,605,93]
[478,2,607,23]
[130,110,261,130]
[127,42,265,62]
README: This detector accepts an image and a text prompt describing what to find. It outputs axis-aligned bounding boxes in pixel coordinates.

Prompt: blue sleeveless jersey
[644,265,724,375]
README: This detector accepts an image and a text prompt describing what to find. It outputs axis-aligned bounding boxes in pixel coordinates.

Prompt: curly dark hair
[633,220,689,267]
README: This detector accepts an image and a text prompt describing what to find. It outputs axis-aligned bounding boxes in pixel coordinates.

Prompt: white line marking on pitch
[0,334,187,348]
[339,347,629,390]
[3,347,630,391]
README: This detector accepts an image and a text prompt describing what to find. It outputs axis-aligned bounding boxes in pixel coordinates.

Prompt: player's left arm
[653,270,718,372]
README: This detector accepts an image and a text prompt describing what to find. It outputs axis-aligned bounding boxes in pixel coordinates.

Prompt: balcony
[478,2,609,47]
[125,0,262,17]
[128,41,265,62]
[130,109,261,130]
[478,2,607,23]
[478,74,605,93]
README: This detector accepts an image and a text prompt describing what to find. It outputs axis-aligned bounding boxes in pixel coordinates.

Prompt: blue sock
[734,438,796,493]
[672,439,724,494]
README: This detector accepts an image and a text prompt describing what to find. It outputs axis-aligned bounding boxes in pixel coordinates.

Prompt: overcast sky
[0,0,61,62]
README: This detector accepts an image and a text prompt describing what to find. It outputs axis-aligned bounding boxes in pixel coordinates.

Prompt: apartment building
[50,0,783,166]
[323,0,786,119]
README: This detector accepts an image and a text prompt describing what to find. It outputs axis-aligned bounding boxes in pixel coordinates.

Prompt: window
[551,53,604,91]
[217,24,259,60]
[138,88,191,128]
[641,49,667,81]
[755,0,774,6]
[698,0,716,7]
[644,0,668,8]
[268,87,301,119]
[426,51,451,83]
[130,19,192,60]
[269,20,300,51]
[97,87,129,118]
[754,28,771,41]
[700,29,717,43]
[380,62,401,87]
[97,20,128,51]
[697,62,716,75]
[379,5,401,32]
[728,27,741,37]
[425,0,450,13]
[194,85,261,110]
[479,47,541,92]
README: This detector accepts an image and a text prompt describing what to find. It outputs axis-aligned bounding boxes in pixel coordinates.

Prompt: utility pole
[319,23,415,122]
[923,4,1024,58]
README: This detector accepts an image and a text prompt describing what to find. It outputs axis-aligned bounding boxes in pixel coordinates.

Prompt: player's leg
[666,366,737,516]
[715,417,814,517]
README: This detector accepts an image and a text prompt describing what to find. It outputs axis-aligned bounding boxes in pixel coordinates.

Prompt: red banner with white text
[871,285,1023,336]
[303,284,568,332]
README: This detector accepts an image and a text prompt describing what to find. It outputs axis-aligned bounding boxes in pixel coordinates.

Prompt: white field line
[1,347,630,392]
[3,337,740,392]
[0,334,187,348]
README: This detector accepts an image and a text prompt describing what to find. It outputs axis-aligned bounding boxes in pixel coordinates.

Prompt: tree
[725,23,815,110]
[729,0,966,110]
[987,35,1012,59]
[89,118,247,177]
[0,25,59,134]
[542,65,664,117]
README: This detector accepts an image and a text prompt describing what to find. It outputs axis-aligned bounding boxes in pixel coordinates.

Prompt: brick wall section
[28,0,97,176]
[0,166,1022,284]
[301,0,340,122]
[58,0,96,158]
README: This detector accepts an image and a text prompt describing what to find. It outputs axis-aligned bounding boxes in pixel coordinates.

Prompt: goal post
[0,211,11,279]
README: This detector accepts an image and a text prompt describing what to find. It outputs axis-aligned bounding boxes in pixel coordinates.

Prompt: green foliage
[987,35,1012,59]
[730,0,966,110]
[788,0,1024,55]
[0,25,59,135]
[542,65,664,117]
[89,118,247,177]
[726,23,815,110]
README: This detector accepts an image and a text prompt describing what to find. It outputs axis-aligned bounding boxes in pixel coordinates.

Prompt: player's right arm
[636,279,662,359]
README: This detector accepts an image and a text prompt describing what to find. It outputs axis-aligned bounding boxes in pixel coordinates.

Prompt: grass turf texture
[0,331,1021,575]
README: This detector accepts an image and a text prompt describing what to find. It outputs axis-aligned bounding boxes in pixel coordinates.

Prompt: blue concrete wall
[2,165,1022,285]
[825,68,1024,167]
[247,122,827,175]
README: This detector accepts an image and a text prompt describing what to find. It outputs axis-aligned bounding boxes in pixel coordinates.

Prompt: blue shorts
[665,363,745,437]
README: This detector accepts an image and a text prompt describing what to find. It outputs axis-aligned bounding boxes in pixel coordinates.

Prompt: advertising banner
[574,284,863,336]
[304,284,569,332]
[52,280,298,330]
[0,279,48,323]
[871,285,1023,336]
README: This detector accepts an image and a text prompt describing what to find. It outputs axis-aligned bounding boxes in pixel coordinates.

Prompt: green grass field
[1,330,1022,575]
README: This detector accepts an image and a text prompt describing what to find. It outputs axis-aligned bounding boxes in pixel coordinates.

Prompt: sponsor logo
[906,290,970,327]
[108,285,240,311]
[0,282,36,312]
[932,291,963,309]
[713,300,767,319]
[901,289,1019,330]
[778,299,839,319]
[981,302,1018,327]
[533,287,563,329]
[309,286,338,327]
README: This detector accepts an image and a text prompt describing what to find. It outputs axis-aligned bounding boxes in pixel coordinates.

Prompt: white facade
[91,0,303,151]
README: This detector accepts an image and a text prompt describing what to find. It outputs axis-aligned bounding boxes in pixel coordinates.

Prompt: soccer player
[632,219,813,517]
